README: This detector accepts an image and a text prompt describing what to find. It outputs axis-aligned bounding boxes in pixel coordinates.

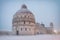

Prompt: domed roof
[13,4,35,24]
[21,4,27,9]
[15,4,33,15]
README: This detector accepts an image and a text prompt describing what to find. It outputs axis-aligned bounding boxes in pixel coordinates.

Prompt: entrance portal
[16,31,19,35]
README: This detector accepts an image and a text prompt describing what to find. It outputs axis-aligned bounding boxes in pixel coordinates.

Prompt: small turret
[41,22,45,27]
[50,22,53,28]
[50,22,54,34]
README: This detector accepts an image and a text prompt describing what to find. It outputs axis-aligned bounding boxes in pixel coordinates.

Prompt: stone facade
[12,4,36,35]
[12,4,54,35]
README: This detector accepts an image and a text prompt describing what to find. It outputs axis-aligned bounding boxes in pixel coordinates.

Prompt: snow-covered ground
[0,35,60,40]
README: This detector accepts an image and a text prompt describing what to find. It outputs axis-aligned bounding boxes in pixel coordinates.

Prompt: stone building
[12,4,36,35]
[12,4,54,35]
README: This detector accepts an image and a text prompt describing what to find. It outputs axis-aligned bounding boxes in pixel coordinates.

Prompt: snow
[0,35,60,40]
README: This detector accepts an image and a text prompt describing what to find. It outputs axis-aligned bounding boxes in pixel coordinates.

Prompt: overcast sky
[0,0,60,31]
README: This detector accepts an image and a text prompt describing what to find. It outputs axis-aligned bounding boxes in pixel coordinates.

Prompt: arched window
[28,16,29,18]
[25,16,26,18]
[24,21,25,24]
[21,28,22,31]
[25,28,27,31]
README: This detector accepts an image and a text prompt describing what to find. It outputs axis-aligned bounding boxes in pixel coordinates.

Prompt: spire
[21,4,27,9]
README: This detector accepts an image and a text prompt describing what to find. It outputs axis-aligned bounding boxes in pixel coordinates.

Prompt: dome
[21,4,27,9]
[13,4,35,26]
[15,4,33,15]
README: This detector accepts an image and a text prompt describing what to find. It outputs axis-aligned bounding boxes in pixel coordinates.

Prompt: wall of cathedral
[12,26,33,35]
[18,26,35,35]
